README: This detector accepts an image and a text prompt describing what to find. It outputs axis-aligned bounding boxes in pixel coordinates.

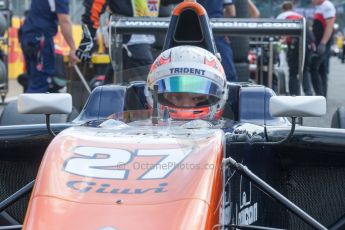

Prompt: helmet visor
[156,75,223,108]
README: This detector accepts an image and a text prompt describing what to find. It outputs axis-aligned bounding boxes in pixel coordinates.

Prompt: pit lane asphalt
[303,57,345,128]
[1,57,345,128]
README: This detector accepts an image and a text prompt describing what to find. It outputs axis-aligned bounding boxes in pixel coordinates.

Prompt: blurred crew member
[21,0,78,93]
[202,0,238,81]
[248,0,260,18]
[160,0,238,82]
[277,1,313,95]
[310,0,336,97]
[77,0,176,80]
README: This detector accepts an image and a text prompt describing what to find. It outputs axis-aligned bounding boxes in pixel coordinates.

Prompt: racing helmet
[146,45,228,120]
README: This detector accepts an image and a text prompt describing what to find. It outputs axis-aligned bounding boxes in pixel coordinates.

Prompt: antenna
[152,84,159,125]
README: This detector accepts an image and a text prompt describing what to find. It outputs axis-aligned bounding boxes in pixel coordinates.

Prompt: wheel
[331,106,345,129]
[235,62,250,82]
[231,0,249,63]
[230,37,250,62]
[229,0,249,66]
[0,59,7,89]
[0,12,7,37]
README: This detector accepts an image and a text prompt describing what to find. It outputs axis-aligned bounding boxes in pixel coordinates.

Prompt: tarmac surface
[303,57,345,128]
[2,56,345,128]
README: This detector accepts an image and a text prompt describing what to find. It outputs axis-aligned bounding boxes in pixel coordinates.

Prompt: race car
[1,1,345,230]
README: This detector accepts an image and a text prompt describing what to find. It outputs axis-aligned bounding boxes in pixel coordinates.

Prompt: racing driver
[146,45,229,121]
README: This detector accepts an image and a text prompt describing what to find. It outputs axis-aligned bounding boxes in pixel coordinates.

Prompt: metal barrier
[249,40,282,90]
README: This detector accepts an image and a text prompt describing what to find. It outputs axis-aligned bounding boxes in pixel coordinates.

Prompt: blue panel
[239,86,266,125]
[239,85,287,126]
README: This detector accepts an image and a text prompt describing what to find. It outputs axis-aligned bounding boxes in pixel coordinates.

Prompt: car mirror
[269,96,326,117]
[17,93,72,115]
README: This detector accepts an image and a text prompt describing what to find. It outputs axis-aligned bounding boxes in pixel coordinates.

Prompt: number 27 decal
[64,147,191,180]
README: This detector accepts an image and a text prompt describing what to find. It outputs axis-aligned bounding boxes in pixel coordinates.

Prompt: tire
[0,59,7,87]
[0,59,7,103]
[0,100,78,126]
[235,62,250,82]
[230,37,250,62]
[0,12,7,37]
[232,0,249,63]
[331,106,345,129]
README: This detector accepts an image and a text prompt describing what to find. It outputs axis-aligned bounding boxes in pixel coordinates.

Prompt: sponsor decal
[211,21,301,29]
[67,180,168,194]
[237,176,258,225]
[132,0,159,17]
[124,21,168,27]
[147,0,159,12]
[169,67,205,75]
[238,202,258,226]
[121,20,301,30]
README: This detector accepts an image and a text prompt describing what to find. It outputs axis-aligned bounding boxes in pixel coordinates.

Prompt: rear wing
[109,17,306,87]
[110,17,304,36]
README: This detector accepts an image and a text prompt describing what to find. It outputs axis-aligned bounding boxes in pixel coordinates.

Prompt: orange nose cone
[23,127,225,230]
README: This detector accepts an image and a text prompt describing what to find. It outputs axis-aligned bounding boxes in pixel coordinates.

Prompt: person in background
[215,0,238,81]
[170,0,238,81]
[248,0,260,18]
[17,10,29,92]
[277,1,313,95]
[310,0,336,97]
[21,0,78,93]
[17,10,29,48]
[76,0,177,82]
[225,0,260,18]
